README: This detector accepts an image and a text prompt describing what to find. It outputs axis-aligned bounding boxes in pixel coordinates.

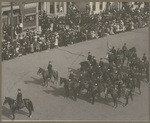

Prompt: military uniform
[87,52,92,63]
[122,44,127,54]
[142,54,147,63]
[69,72,74,81]
[47,62,52,78]
[16,89,23,109]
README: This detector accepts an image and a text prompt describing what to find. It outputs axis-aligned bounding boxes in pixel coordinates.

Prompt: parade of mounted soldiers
[2,2,149,120]
[58,43,149,108]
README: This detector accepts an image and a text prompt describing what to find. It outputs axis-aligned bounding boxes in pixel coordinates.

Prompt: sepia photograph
[1,1,149,121]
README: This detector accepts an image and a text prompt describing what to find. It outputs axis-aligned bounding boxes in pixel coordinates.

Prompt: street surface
[1,27,149,121]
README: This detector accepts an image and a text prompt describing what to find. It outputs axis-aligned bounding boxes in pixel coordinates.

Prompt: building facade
[39,2,67,17]
[74,2,123,14]
[2,2,39,31]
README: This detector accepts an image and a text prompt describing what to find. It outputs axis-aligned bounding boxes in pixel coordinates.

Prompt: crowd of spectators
[2,3,149,61]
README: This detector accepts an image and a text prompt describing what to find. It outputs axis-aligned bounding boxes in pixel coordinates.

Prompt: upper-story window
[99,3,103,10]
[92,2,96,11]
[56,2,64,13]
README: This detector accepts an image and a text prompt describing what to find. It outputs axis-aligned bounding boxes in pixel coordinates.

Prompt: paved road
[1,27,149,121]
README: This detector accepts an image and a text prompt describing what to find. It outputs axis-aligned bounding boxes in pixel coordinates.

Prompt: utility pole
[19,2,24,33]
[11,2,14,42]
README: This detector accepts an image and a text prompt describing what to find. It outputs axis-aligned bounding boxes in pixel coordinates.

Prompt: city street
[1,27,149,121]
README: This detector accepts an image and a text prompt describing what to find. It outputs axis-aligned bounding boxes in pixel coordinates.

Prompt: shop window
[56,2,64,13]
[50,2,54,13]
[59,2,64,13]
[100,3,103,10]
[24,15,36,22]
[56,3,60,13]
[92,2,96,11]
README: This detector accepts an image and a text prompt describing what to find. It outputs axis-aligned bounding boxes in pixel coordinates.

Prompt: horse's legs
[130,92,133,101]
[46,80,48,87]
[73,91,77,101]
[139,86,141,95]
[98,91,101,98]
[124,95,129,106]
[91,94,95,104]
[43,79,45,86]
[114,99,117,109]
[11,110,15,120]
[65,88,69,97]
[104,88,108,99]
[28,108,32,118]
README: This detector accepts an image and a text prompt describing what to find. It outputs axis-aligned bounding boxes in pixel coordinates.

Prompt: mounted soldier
[122,43,127,55]
[16,89,24,110]
[110,46,116,55]
[142,53,147,63]
[87,52,92,63]
[91,56,97,70]
[47,61,52,79]
[69,71,75,81]
[99,58,104,68]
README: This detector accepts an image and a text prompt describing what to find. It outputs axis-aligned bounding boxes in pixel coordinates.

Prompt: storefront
[2,2,39,31]
[39,2,67,17]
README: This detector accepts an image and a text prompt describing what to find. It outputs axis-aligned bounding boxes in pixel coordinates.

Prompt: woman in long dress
[54,33,59,48]
[30,43,34,53]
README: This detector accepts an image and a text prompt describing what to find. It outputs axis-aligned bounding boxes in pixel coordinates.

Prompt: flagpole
[11,2,14,42]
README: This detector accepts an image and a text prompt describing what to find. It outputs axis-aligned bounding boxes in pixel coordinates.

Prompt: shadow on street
[2,106,28,119]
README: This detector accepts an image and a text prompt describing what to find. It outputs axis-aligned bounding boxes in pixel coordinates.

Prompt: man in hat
[69,71,74,81]
[122,43,127,55]
[16,89,23,110]
[99,58,104,68]
[142,53,147,63]
[47,61,52,79]
[110,46,116,55]
[87,52,92,63]
[92,56,97,70]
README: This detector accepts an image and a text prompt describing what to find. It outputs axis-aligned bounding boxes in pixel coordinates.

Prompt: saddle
[15,100,25,109]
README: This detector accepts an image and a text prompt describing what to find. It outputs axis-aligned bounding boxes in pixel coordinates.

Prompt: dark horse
[3,97,34,120]
[37,67,58,87]
[60,77,70,97]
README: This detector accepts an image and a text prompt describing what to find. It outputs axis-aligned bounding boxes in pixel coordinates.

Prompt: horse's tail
[29,101,34,112]
[56,71,58,81]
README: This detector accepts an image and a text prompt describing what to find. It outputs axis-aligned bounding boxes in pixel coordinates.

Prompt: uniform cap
[18,89,21,91]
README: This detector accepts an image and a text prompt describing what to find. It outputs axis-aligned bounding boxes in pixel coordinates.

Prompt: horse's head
[3,97,9,105]
[60,77,63,85]
[37,67,42,75]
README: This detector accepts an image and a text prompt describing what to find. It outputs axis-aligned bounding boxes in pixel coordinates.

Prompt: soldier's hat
[88,52,90,54]
[18,89,21,92]
[49,61,52,63]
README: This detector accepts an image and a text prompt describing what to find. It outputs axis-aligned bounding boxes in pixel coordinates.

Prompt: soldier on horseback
[142,53,147,63]
[99,58,104,68]
[122,43,127,55]
[110,46,116,55]
[16,89,23,110]
[69,71,75,81]
[47,61,52,79]
[87,52,92,63]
